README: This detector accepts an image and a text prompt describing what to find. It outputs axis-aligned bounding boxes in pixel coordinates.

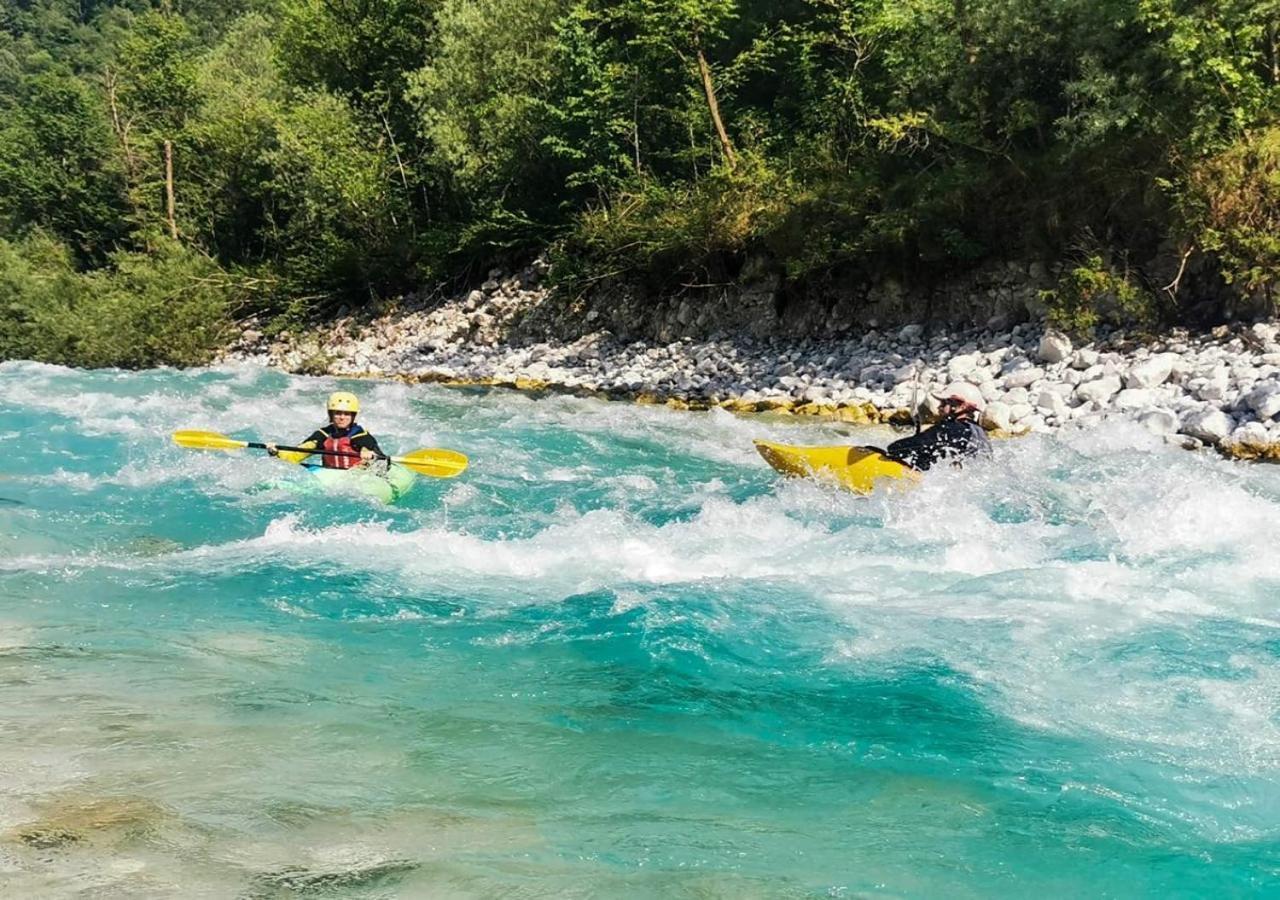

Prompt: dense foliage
[1,0,1277,365]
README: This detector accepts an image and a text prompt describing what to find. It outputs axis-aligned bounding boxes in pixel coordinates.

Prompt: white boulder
[947,353,981,379]
[1005,386,1030,405]
[1074,375,1122,405]
[1180,408,1234,444]
[1228,421,1272,452]
[1245,382,1280,420]
[1114,388,1157,410]
[1037,331,1073,364]
[1194,379,1229,402]
[1036,390,1069,418]
[1248,322,1278,347]
[981,401,1014,431]
[1168,355,1196,381]
[1009,402,1035,423]
[1124,354,1177,389]
[1001,365,1044,389]
[1071,348,1100,370]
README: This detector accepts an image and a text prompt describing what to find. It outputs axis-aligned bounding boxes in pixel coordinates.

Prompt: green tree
[0,70,127,260]
[264,89,415,306]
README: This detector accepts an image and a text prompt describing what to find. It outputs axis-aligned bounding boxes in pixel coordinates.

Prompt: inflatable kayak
[274,463,418,504]
[753,440,919,494]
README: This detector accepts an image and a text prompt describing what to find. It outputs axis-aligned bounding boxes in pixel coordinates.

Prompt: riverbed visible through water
[1,361,1278,896]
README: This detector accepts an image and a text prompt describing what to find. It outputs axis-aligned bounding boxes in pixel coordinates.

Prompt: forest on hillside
[1,0,1278,366]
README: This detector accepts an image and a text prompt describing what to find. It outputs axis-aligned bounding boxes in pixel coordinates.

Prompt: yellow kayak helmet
[327,391,360,414]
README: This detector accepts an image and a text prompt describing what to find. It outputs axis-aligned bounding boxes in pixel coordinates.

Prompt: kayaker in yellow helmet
[881,384,991,471]
[266,391,384,469]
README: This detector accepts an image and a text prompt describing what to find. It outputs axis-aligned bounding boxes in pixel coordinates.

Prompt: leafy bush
[1042,253,1157,338]
[0,234,238,368]
[1181,127,1280,310]
[562,156,802,286]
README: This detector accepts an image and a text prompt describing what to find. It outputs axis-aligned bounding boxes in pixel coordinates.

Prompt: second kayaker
[881,386,991,471]
[267,391,383,469]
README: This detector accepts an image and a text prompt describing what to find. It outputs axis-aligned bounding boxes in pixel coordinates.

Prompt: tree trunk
[696,48,736,170]
[1270,22,1278,84]
[105,70,141,211]
[633,90,642,175]
[163,139,178,240]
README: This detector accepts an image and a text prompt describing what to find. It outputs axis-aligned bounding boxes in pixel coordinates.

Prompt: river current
[1,361,1278,896]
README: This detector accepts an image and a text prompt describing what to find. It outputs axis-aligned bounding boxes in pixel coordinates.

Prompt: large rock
[1074,375,1122,405]
[891,364,917,384]
[1228,421,1272,452]
[1071,348,1100,370]
[1124,354,1177,389]
[1037,330,1073,364]
[1245,382,1280,420]
[1114,388,1157,410]
[1246,322,1278,349]
[1005,386,1030,405]
[1001,365,1044,389]
[1194,379,1229,402]
[1036,390,1068,418]
[1168,355,1196,382]
[1180,408,1235,444]
[981,401,1014,431]
[946,353,980,380]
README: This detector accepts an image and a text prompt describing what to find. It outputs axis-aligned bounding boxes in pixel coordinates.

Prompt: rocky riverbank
[224,264,1280,461]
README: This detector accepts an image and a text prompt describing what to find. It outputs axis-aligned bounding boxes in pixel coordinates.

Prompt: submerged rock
[252,858,420,893]
[8,796,172,850]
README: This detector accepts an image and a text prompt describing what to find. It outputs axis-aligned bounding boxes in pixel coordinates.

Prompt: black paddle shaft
[246,441,387,462]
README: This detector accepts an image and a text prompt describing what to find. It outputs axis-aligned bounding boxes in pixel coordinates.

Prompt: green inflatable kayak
[272,463,418,504]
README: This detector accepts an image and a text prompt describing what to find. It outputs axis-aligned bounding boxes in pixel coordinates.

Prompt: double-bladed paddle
[172,430,468,478]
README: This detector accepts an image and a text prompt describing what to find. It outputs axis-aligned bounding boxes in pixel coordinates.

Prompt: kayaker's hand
[266,442,279,457]
[360,448,376,461]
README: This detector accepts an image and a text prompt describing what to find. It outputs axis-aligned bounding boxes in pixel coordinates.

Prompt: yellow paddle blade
[393,448,468,478]
[172,430,249,451]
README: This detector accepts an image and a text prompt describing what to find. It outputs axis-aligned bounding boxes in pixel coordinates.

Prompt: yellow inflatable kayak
[753,440,919,494]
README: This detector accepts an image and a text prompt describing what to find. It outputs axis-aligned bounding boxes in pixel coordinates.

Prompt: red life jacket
[321,425,364,469]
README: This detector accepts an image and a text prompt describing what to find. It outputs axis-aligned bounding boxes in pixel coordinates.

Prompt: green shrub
[1042,253,1157,338]
[0,234,238,368]
[559,156,805,285]
[1181,126,1280,311]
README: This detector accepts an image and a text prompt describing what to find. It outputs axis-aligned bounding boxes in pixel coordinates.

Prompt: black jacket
[298,423,382,461]
[883,415,991,471]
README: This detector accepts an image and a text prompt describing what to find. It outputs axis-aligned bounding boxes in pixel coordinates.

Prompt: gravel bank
[224,265,1280,461]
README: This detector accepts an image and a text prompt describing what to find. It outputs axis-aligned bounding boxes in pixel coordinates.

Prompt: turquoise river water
[1,361,1279,897]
